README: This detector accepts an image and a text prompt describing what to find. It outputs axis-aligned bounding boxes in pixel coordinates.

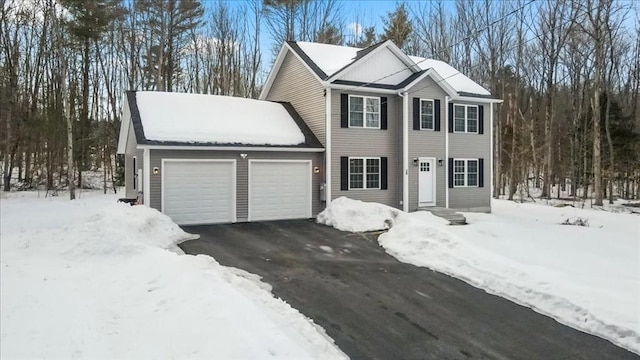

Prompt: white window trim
[453,104,479,134]
[349,95,381,129]
[348,157,381,190]
[453,158,479,188]
[420,99,435,130]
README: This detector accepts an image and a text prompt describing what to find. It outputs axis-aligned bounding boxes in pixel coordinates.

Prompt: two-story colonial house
[261,40,501,213]
[117,40,501,225]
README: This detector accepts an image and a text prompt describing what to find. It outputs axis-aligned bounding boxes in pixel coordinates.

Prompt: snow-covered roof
[290,41,491,97]
[129,91,318,147]
[409,56,491,96]
[296,42,360,77]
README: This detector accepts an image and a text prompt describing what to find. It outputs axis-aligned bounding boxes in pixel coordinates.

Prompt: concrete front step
[418,207,467,225]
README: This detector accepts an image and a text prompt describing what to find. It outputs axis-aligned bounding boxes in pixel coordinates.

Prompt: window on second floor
[420,99,434,130]
[349,96,380,128]
[454,104,478,133]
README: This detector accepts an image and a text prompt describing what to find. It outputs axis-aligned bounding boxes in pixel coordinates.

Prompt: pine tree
[316,24,343,45]
[381,3,411,49]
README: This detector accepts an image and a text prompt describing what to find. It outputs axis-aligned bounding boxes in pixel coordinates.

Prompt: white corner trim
[116,95,130,154]
[325,89,332,205]
[490,102,494,199]
[402,92,409,212]
[143,148,150,206]
[445,96,450,209]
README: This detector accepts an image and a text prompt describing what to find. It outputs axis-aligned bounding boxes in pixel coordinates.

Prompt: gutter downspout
[445,95,450,209]
[325,88,332,206]
[402,91,409,212]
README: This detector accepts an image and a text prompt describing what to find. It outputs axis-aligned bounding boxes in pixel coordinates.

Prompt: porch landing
[418,207,467,225]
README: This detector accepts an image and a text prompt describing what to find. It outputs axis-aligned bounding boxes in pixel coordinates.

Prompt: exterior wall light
[153,167,160,175]
[313,166,320,174]
[438,159,444,166]
[240,153,248,159]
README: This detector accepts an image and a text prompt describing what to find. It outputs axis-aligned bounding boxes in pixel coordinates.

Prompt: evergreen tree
[316,24,343,45]
[381,3,411,49]
[348,26,377,48]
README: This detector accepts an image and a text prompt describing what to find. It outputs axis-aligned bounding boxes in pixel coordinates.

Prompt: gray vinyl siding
[149,150,324,222]
[448,102,491,211]
[330,89,402,209]
[407,76,447,210]
[124,121,143,199]
[265,51,326,145]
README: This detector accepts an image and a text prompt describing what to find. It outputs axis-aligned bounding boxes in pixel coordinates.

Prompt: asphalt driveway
[180,220,637,360]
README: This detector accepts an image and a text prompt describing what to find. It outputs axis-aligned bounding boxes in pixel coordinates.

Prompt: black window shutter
[381,97,387,130]
[478,105,484,134]
[132,157,136,190]
[341,157,349,190]
[478,158,484,187]
[381,157,388,190]
[413,97,420,130]
[448,102,454,133]
[341,94,348,128]
[448,158,454,188]
[434,99,441,131]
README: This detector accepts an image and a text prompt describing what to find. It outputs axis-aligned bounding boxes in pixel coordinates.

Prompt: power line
[347,0,538,92]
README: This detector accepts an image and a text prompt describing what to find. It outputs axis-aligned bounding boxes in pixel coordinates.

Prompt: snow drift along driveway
[317,197,640,354]
[0,192,346,359]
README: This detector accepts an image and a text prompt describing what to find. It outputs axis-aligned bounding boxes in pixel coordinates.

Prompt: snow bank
[136,91,306,146]
[318,197,640,354]
[1,192,346,359]
[316,196,402,232]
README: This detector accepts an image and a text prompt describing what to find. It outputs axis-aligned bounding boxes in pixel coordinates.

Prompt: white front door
[418,158,435,206]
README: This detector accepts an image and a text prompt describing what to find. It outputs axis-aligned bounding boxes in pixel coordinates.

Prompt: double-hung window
[349,96,380,128]
[453,104,479,133]
[420,99,434,130]
[349,157,380,189]
[453,159,479,187]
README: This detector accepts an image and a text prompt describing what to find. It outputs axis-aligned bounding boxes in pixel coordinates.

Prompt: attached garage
[162,160,236,225]
[117,91,325,225]
[249,160,312,221]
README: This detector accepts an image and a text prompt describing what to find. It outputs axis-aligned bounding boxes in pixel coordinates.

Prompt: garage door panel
[163,161,235,225]
[249,161,311,221]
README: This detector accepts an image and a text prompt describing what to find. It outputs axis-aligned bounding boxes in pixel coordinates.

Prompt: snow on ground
[135,91,305,145]
[317,197,640,354]
[1,191,346,359]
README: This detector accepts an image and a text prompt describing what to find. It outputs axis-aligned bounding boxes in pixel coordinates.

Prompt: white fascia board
[136,144,325,152]
[259,44,289,100]
[322,82,399,94]
[116,95,130,154]
[452,95,504,104]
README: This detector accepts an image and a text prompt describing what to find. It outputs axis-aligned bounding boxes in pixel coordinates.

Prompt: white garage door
[249,160,312,221]
[162,160,235,225]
